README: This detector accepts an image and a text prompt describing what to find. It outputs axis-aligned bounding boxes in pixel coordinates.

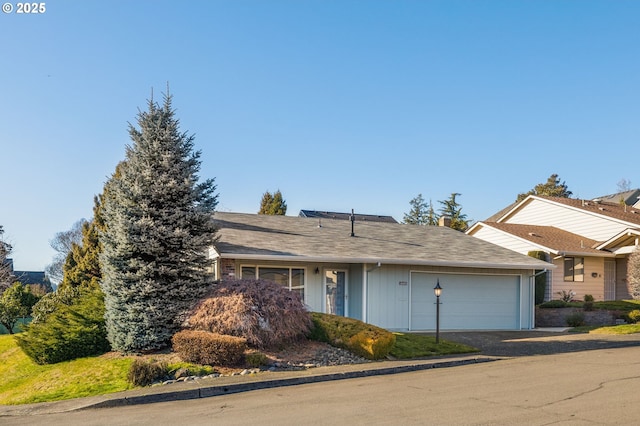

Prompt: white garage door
[410,272,520,330]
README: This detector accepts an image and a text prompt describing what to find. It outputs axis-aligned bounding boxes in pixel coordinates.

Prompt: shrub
[583,294,594,311]
[625,309,640,324]
[557,290,576,303]
[172,330,246,366]
[565,311,585,327]
[128,359,168,386]
[309,312,396,360]
[185,279,312,349]
[15,286,110,364]
[245,351,269,367]
[538,300,568,309]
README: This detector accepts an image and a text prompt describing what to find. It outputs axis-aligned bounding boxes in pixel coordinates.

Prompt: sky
[1,1,639,272]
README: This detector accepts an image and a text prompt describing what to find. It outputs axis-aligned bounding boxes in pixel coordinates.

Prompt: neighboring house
[13,271,52,290]
[210,212,552,331]
[594,189,640,208]
[466,194,640,302]
[3,258,52,293]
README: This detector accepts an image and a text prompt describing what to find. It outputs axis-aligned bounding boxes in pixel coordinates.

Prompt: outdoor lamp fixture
[434,280,442,344]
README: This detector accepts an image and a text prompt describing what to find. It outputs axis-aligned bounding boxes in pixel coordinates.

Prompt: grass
[571,324,640,335]
[542,300,640,311]
[389,333,479,359]
[0,334,133,405]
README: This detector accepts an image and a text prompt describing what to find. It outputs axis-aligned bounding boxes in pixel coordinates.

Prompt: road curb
[84,357,500,410]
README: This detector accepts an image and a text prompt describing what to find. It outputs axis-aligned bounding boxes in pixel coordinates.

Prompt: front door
[325,270,347,316]
[604,260,616,301]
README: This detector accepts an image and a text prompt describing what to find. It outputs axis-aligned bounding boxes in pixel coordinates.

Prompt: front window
[564,257,584,282]
[240,265,305,300]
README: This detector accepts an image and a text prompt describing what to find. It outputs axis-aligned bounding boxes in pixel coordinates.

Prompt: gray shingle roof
[213,212,552,270]
[299,210,397,223]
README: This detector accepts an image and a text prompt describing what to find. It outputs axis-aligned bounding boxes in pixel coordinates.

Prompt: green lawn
[3,322,637,406]
[0,335,133,405]
[571,324,640,334]
[389,333,479,359]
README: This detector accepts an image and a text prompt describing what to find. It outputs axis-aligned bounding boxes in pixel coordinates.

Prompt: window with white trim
[240,266,305,300]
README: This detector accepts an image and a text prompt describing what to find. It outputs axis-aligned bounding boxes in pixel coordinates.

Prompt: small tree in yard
[184,279,312,349]
[629,247,640,300]
[100,92,218,353]
[0,282,39,334]
[0,226,15,293]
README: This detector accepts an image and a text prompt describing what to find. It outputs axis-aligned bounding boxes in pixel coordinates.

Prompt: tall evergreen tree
[516,173,572,202]
[99,93,218,353]
[258,190,287,215]
[403,194,437,225]
[59,196,104,291]
[438,193,469,231]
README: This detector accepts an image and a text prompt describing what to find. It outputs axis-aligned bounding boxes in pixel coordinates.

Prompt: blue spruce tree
[100,93,218,352]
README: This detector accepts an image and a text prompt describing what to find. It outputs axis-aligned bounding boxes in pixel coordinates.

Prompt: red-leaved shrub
[172,330,246,366]
[184,279,312,348]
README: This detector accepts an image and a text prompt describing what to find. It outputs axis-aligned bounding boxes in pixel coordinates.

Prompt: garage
[410,272,521,330]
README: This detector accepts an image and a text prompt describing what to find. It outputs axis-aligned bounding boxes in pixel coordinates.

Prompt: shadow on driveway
[424,330,640,357]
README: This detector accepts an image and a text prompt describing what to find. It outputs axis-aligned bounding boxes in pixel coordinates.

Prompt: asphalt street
[3,345,640,425]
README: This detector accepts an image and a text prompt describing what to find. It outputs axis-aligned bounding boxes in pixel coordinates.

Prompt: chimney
[438,216,452,227]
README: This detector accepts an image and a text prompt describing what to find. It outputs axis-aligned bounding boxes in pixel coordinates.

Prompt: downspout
[362,264,367,323]
[363,262,382,324]
[530,269,548,329]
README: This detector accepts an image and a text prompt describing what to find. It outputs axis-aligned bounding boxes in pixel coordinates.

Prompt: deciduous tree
[99,92,218,352]
[0,282,39,334]
[0,226,14,293]
[45,219,86,286]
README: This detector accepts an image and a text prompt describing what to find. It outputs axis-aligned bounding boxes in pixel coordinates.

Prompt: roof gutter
[215,253,555,270]
[555,251,616,258]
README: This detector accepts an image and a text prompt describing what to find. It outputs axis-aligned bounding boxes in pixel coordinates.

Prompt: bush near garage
[309,312,396,360]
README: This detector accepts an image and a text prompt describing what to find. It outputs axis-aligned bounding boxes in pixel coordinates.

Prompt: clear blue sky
[1,1,638,271]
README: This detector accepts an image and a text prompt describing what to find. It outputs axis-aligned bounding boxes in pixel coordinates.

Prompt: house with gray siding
[210,212,552,331]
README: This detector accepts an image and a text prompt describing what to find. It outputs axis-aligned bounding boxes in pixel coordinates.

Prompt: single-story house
[210,212,553,331]
[466,193,640,302]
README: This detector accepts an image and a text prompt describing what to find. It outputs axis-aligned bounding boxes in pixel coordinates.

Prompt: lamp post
[434,280,442,344]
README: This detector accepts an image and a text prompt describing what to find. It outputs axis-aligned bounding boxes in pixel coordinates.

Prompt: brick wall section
[535,307,621,327]
[220,258,236,280]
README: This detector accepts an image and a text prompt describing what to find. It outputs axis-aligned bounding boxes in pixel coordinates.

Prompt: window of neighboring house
[564,257,584,282]
[240,265,305,300]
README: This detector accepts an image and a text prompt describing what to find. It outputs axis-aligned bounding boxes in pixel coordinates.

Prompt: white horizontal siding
[472,226,541,255]
[506,199,630,241]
